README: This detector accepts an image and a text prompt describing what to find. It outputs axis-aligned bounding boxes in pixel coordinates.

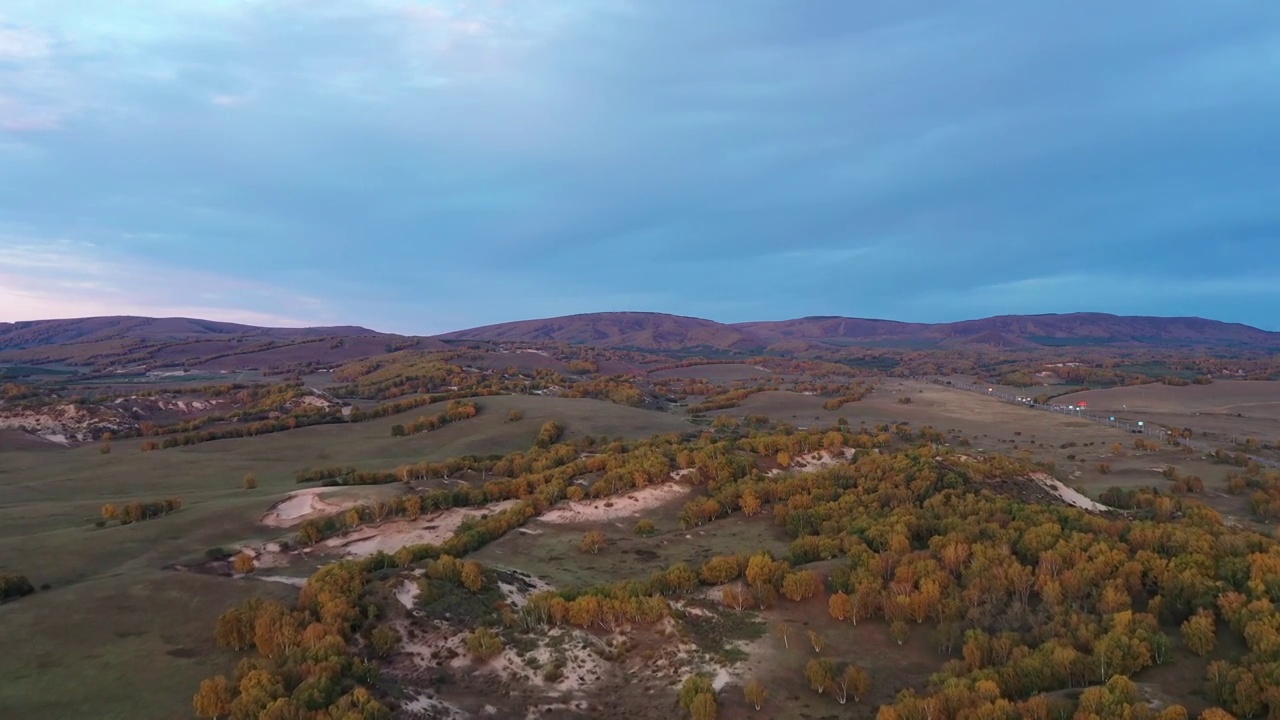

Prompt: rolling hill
[0,316,443,370]
[4,312,1277,368]
[442,312,1280,351]
[435,312,768,351]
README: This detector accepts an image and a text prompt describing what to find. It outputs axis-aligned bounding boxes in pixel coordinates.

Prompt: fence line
[929,379,1280,470]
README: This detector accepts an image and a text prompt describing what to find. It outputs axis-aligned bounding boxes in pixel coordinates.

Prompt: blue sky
[1,1,1278,334]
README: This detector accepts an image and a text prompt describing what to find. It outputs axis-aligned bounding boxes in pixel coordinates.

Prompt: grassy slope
[0,394,689,720]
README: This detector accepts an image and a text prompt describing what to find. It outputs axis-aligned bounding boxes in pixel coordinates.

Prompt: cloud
[0,238,329,327]
[0,1,1276,333]
[0,24,51,60]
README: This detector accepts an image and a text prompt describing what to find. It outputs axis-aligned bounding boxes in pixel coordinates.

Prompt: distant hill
[0,316,444,370]
[0,316,382,350]
[442,312,1280,351]
[5,312,1276,370]
[436,312,768,351]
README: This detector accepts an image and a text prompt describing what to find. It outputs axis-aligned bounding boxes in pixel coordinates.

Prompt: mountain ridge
[4,311,1278,357]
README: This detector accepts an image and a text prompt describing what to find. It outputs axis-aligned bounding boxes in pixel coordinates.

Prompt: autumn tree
[890,621,909,645]
[842,665,871,703]
[1182,610,1216,657]
[743,678,767,711]
[192,675,233,719]
[232,553,256,575]
[466,628,504,661]
[535,421,565,448]
[579,531,606,554]
[806,658,836,695]
[829,591,853,621]
[635,519,656,536]
[243,473,257,490]
[774,621,791,650]
[721,585,753,611]
[808,629,826,654]
[101,503,118,521]
[781,570,822,601]
[680,675,715,713]
[690,693,717,720]
[461,561,485,592]
[700,556,742,585]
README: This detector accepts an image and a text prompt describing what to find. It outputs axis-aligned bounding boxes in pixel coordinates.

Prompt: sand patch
[1031,472,1114,512]
[397,579,421,610]
[538,483,690,524]
[323,500,521,558]
[768,447,857,476]
[258,575,307,588]
[261,487,367,527]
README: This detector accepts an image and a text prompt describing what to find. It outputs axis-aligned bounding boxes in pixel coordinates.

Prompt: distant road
[929,378,1280,470]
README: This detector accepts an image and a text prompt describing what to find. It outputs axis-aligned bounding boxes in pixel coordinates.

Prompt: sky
[1,1,1278,334]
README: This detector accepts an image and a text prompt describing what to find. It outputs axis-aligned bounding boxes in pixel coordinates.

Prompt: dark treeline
[100,498,182,525]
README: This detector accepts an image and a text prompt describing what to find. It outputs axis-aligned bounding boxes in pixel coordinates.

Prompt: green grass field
[0,394,691,720]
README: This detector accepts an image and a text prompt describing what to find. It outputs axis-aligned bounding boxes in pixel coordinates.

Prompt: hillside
[0,316,383,350]
[435,311,768,351]
[441,311,1280,351]
[0,316,444,371]
[742,312,1280,349]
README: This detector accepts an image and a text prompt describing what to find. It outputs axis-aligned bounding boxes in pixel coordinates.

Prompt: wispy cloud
[0,238,330,327]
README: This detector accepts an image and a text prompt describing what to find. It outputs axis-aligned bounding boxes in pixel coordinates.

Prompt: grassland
[0,394,690,720]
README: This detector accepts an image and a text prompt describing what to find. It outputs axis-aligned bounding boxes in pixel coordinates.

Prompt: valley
[2,312,1280,720]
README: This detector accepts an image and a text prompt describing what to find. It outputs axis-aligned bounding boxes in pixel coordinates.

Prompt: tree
[1182,610,1217,656]
[536,421,565,448]
[680,675,715,712]
[690,693,717,720]
[743,678,767,711]
[243,473,257,490]
[890,621,909,645]
[390,424,406,437]
[461,561,485,592]
[829,591,853,621]
[721,585,753,611]
[99,442,111,454]
[192,675,233,719]
[700,556,742,585]
[506,409,524,422]
[370,625,399,657]
[635,519,657,536]
[843,665,871,703]
[774,621,791,650]
[232,553,256,575]
[579,531,606,554]
[806,658,836,695]
[101,503,118,521]
[466,628,504,662]
[808,629,826,654]
[781,570,822,601]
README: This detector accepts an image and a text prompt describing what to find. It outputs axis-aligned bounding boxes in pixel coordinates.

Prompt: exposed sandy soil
[1030,472,1114,512]
[323,500,521,558]
[396,579,421,610]
[538,483,691,524]
[261,487,369,527]
[767,447,857,476]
